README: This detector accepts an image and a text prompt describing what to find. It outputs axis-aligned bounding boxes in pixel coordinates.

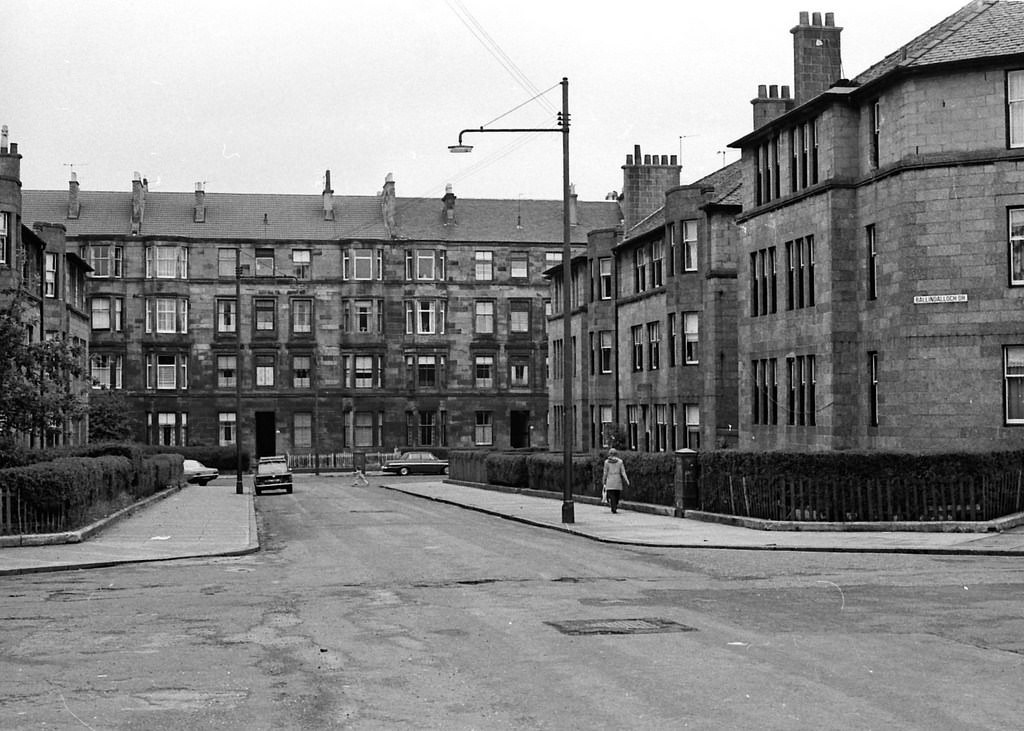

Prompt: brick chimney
[791,11,843,106]
[751,84,794,130]
[0,125,23,215]
[322,169,334,221]
[67,172,81,220]
[130,171,146,234]
[381,172,396,235]
[620,144,680,232]
[569,183,578,227]
[193,181,205,223]
[442,183,456,225]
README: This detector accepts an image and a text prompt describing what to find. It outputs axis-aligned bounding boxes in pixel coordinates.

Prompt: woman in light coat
[601,448,629,514]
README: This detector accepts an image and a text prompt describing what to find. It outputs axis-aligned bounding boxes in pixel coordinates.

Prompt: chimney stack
[442,183,457,225]
[381,172,396,235]
[193,181,206,223]
[751,83,794,130]
[322,169,334,221]
[791,10,843,106]
[569,183,578,226]
[67,172,81,220]
[620,144,681,232]
[130,171,146,234]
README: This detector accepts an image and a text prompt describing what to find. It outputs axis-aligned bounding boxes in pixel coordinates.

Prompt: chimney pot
[634,144,641,161]
[799,11,809,24]
[782,85,791,99]
[825,12,834,26]
[67,173,81,220]
[643,154,651,164]
[670,155,678,165]
[812,11,822,25]
[626,154,634,165]
[758,84,768,98]
[769,84,779,98]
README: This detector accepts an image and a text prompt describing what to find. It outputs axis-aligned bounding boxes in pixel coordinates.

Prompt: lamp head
[448,144,474,153]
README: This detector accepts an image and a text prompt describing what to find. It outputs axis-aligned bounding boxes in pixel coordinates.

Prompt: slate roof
[21,189,621,245]
[854,0,1024,87]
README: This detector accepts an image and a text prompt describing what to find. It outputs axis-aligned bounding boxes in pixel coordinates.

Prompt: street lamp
[235,250,245,494]
[450,77,575,524]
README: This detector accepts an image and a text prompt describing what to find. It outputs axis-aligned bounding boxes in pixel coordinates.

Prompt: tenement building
[730,1,1024,451]
[22,170,618,457]
[1,127,91,447]
[547,147,742,454]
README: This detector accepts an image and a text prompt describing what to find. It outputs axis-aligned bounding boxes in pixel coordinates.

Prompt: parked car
[254,455,293,495]
[382,451,449,476]
[183,458,219,485]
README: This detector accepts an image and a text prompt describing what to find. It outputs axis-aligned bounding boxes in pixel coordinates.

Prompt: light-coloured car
[183,459,219,485]
[382,451,449,476]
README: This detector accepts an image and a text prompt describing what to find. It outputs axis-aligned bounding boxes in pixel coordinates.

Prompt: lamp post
[450,77,574,523]
[235,250,244,495]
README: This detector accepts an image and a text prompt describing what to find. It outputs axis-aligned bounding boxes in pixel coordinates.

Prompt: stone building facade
[22,172,619,458]
[730,1,1024,452]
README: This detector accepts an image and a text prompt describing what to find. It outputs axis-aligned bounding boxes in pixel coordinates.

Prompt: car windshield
[258,461,289,474]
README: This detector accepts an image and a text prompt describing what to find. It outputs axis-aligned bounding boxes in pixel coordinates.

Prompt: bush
[486,452,529,487]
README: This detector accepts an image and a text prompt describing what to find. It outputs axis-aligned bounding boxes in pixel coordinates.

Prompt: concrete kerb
[684,509,1024,534]
[0,483,186,549]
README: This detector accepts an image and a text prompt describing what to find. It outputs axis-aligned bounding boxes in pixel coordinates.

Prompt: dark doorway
[255,411,277,457]
[510,410,530,448]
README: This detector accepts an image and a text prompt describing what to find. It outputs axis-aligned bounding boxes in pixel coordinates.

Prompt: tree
[89,390,136,442]
[0,291,88,457]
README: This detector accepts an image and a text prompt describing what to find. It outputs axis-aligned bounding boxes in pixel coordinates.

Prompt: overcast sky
[5,1,969,203]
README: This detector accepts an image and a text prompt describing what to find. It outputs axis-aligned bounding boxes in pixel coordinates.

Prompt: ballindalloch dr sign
[913,294,968,304]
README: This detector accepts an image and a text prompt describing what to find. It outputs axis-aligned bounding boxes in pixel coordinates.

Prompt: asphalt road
[2,474,1023,730]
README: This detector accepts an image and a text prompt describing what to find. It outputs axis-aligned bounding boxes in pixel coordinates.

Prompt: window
[216,299,237,334]
[785,236,815,310]
[870,99,881,168]
[631,325,643,371]
[509,300,530,333]
[475,355,494,389]
[89,245,123,278]
[292,298,312,334]
[475,300,495,334]
[551,339,563,380]
[293,355,311,388]
[545,251,562,269]
[667,313,678,367]
[599,406,614,448]
[626,405,640,451]
[293,412,312,449]
[685,405,700,450]
[146,352,187,391]
[510,356,530,388]
[869,351,879,427]
[155,412,186,447]
[647,321,660,371]
[255,248,275,277]
[867,225,878,299]
[354,412,375,447]
[475,250,493,281]
[217,355,237,388]
[667,224,677,277]
[354,355,376,388]
[406,249,445,281]
[353,300,371,333]
[654,404,669,452]
[475,411,493,445]
[599,331,613,374]
[146,298,188,334]
[255,354,275,387]
[750,247,777,316]
[682,220,698,271]
[1005,346,1024,423]
[219,412,236,446]
[751,358,778,426]
[786,354,816,426]
[419,411,438,446]
[599,258,613,299]
[510,252,528,279]
[255,298,276,332]
[409,354,445,388]
[344,249,379,280]
[44,253,57,297]
[90,297,123,331]
[218,249,237,278]
[684,312,699,364]
[405,299,445,335]
[147,245,187,279]
[0,211,7,264]
[633,247,648,293]
[1011,71,1024,148]
[90,354,123,389]
[293,249,311,279]
[1010,209,1024,286]
[651,240,664,287]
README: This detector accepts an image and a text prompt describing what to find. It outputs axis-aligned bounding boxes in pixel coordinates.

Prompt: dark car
[253,455,293,495]
[382,451,449,476]
[183,459,219,485]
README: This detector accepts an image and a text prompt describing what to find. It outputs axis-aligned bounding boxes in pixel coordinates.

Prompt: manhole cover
[545,618,697,636]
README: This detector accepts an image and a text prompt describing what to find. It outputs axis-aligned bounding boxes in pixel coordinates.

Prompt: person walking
[601,448,629,514]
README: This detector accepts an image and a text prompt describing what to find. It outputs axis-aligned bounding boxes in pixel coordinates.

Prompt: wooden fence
[700,469,1024,522]
[285,451,389,472]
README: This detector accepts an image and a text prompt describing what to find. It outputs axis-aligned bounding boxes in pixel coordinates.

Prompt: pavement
[2,476,1024,577]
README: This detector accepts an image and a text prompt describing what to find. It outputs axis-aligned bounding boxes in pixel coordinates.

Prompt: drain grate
[545,618,697,636]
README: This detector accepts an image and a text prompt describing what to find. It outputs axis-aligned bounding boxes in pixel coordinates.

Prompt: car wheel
[286,486,293,494]
[399,467,410,476]
[442,466,448,475]
[255,489,261,496]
